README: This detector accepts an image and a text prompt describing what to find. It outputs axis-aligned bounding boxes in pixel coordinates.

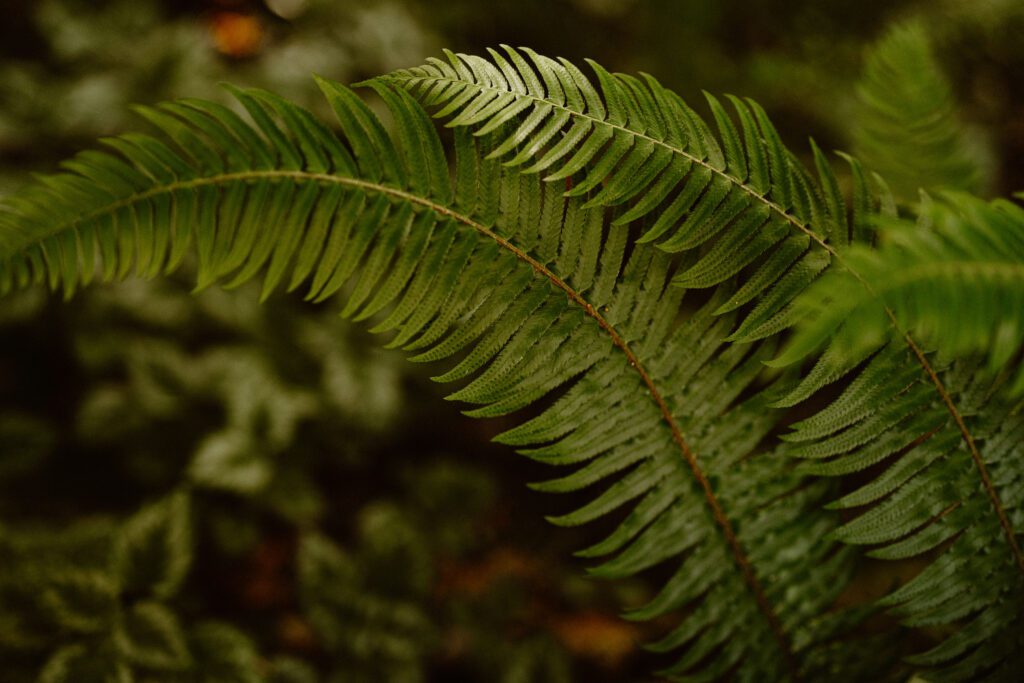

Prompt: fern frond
[852,21,992,199]
[384,48,1024,679]
[0,77,868,680]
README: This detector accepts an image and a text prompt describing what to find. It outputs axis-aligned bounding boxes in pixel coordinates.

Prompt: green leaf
[267,657,318,683]
[188,429,272,494]
[39,644,132,683]
[297,533,357,594]
[113,492,192,600]
[115,601,191,671]
[39,570,119,634]
[188,622,261,683]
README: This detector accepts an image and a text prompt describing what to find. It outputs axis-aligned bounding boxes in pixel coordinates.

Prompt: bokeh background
[0,1,1022,681]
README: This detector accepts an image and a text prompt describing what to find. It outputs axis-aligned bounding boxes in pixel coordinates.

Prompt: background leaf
[113,492,192,600]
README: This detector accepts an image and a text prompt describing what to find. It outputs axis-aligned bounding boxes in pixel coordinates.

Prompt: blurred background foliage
[0,0,1021,680]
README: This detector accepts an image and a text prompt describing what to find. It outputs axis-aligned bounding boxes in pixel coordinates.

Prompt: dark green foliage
[0,492,263,683]
[0,40,1020,682]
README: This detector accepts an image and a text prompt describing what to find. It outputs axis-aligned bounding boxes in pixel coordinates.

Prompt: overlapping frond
[785,194,1024,393]
[383,48,1023,679]
[852,21,992,200]
[0,74,871,680]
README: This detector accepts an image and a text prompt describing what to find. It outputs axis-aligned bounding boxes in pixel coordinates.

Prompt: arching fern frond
[852,21,992,200]
[383,48,1024,679]
[0,76,875,680]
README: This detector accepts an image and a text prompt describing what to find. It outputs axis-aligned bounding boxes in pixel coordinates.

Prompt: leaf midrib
[4,167,801,675]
